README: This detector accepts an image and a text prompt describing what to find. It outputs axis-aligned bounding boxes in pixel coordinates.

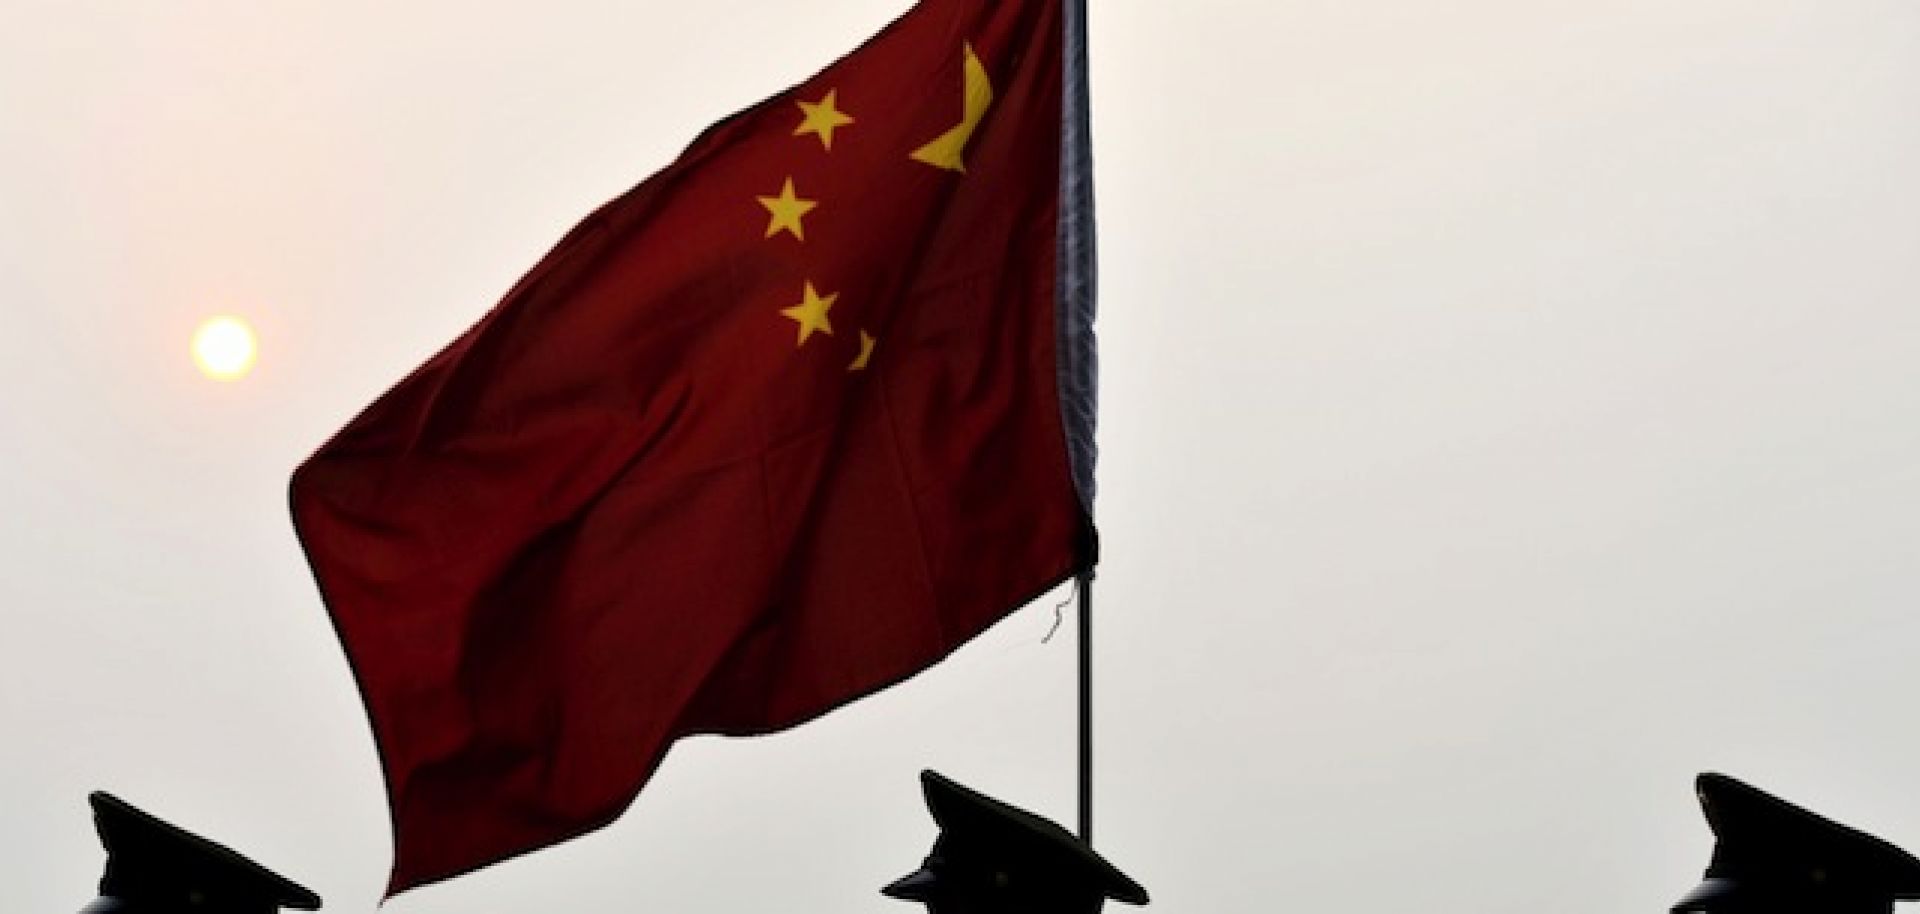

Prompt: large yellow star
[910,43,993,172]
[780,281,837,347]
[794,89,855,150]
[757,177,817,241]
[848,330,876,371]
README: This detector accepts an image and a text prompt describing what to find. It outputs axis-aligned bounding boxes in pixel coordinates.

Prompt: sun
[191,316,258,381]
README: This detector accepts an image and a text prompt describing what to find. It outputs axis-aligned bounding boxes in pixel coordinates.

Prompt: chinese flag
[290,0,1096,895]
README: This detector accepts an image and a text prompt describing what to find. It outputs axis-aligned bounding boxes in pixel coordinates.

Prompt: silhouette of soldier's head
[882,770,1147,914]
[1673,773,1920,914]
[80,791,320,914]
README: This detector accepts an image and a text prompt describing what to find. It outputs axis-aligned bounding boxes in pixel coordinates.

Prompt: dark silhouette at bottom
[79,792,320,914]
[1673,773,1920,914]
[882,770,1148,914]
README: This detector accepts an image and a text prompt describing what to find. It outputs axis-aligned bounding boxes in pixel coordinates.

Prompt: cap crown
[89,792,320,913]
[883,770,1147,908]
[1673,773,1920,913]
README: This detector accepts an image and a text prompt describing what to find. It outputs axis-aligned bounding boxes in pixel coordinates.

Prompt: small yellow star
[780,281,837,347]
[848,330,876,371]
[756,177,818,241]
[794,89,855,150]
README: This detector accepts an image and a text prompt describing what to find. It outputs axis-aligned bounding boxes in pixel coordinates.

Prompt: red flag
[290,0,1094,895]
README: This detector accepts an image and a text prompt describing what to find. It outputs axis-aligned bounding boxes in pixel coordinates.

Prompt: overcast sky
[5,1,1920,912]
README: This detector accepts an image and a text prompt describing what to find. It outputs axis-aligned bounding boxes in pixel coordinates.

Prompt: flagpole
[1061,0,1097,847]
[1077,572,1094,842]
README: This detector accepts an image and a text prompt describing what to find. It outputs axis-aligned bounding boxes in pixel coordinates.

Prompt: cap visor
[1672,877,1744,912]
[882,868,940,901]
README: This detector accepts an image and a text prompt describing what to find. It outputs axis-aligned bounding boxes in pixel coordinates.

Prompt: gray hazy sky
[5,1,1920,912]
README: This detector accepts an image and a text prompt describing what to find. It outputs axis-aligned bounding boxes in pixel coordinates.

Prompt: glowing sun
[191,316,258,381]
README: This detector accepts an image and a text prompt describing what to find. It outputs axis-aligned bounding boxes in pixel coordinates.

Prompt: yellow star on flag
[910,43,993,172]
[794,89,855,150]
[781,281,837,347]
[849,330,876,371]
[757,177,818,241]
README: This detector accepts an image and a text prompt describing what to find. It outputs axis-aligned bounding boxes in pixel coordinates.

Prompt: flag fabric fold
[290,0,1091,895]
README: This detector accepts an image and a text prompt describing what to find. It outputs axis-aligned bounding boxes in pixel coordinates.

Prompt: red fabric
[289,0,1083,895]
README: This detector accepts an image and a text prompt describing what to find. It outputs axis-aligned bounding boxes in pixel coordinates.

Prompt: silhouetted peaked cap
[1672,773,1920,912]
[881,770,1148,905]
[89,791,321,913]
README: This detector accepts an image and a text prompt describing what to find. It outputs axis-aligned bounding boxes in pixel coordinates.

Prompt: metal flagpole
[1060,0,1097,846]
[1077,572,1094,842]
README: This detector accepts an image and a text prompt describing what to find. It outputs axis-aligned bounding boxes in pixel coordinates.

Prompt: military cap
[82,791,321,914]
[1672,773,1920,913]
[882,770,1148,910]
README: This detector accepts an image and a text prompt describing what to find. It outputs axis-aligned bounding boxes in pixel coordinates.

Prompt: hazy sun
[192,316,258,381]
